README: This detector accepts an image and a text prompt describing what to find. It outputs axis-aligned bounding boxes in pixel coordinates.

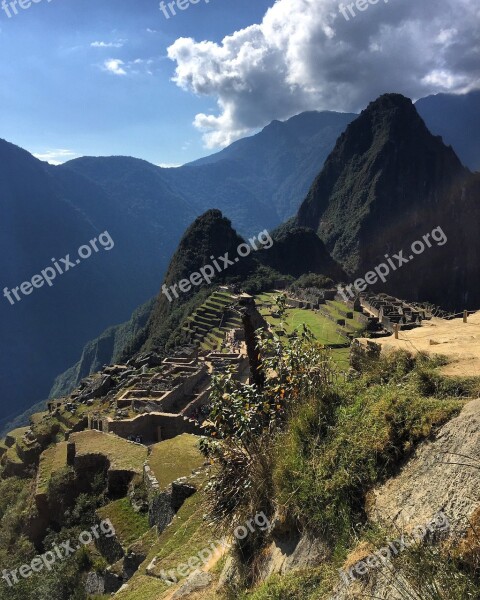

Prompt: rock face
[328,398,480,600]
[263,225,345,280]
[84,572,105,595]
[368,398,480,531]
[256,532,330,581]
[149,477,197,533]
[297,93,480,311]
[171,570,213,599]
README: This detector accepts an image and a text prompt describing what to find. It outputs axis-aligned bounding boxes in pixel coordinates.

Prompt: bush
[200,327,334,529]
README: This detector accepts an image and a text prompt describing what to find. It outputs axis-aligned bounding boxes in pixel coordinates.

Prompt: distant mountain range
[1,90,479,428]
[0,109,355,425]
[415,90,480,172]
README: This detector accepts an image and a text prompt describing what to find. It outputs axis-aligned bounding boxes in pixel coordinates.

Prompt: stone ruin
[43,292,266,447]
[85,349,249,445]
[359,293,429,334]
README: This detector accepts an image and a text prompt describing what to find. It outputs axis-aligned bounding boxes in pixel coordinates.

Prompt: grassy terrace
[148,433,204,489]
[97,497,150,547]
[322,300,365,333]
[4,426,30,445]
[70,430,148,474]
[256,292,357,346]
[181,289,239,351]
[4,444,23,465]
[36,441,68,494]
[116,489,218,600]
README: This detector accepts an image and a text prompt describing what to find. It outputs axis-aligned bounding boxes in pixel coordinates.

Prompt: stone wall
[182,387,211,418]
[107,412,202,443]
[148,479,197,534]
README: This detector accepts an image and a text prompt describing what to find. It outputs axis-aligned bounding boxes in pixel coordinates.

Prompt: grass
[274,353,467,543]
[29,412,49,425]
[116,489,218,599]
[329,347,351,369]
[146,490,220,580]
[5,427,30,444]
[257,292,350,345]
[96,497,150,547]
[322,301,365,333]
[114,574,169,600]
[36,441,68,494]
[239,568,336,600]
[70,430,148,474]
[4,445,23,465]
[148,433,204,489]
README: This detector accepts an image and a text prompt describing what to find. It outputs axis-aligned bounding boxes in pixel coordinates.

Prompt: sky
[0,0,478,166]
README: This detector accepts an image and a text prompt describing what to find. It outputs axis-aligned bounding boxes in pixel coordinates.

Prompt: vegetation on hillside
[199,329,480,598]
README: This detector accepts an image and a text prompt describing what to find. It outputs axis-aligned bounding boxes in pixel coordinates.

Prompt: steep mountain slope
[297,94,480,310]
[263,223,346,280]
[0,141,193,426]
[3,93,478,425]
[0,140,123,425]
[49,298,155,400]
[132,208,272,353]
[63,111,357,237]
[416,90,480,172]
[186,111,357,221]
[48,212,344,401]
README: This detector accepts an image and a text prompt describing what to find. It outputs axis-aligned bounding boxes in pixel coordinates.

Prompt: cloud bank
[167,0,480,147]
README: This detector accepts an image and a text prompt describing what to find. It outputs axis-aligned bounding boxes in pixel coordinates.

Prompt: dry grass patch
[148,434,204,489]
[37,441,68,494]
[71,430,148,474]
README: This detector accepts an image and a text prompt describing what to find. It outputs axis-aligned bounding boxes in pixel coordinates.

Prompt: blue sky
[0,0,274,165]
[1,0,478,166]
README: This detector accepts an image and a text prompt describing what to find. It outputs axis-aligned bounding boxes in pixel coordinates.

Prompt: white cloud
[101,57,155,76]
[157,162,182,168]
[103,58,127,76]
[33,149,78,165]
[167,0,480,148]
[91,40,125,48]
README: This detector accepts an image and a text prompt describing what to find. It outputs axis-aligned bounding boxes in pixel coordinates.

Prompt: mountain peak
[296,93,474,307]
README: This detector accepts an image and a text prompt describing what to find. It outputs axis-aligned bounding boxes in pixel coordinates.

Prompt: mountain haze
[416,91,480,172]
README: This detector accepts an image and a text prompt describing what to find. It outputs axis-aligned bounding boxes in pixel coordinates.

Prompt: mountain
[48,298,155,401]
[0,143,194,426]
[0,112,356,425]
[263,222,346,280]
[48,211,345,401]
[297,93,480,310]
[64,110,357,237]
[416,90,480,172]
[3,93,479,426]
[185,111,357,221]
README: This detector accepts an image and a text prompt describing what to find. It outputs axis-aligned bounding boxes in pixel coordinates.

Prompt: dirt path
[160,540,231,600]
[365,311,480,376]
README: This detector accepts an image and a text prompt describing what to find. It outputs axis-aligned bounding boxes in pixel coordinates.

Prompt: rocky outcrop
[172,570,213,599]
[367,398,480,531]
[329,398,480,600]
[256,531,329,582]
[84,571,105,596]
